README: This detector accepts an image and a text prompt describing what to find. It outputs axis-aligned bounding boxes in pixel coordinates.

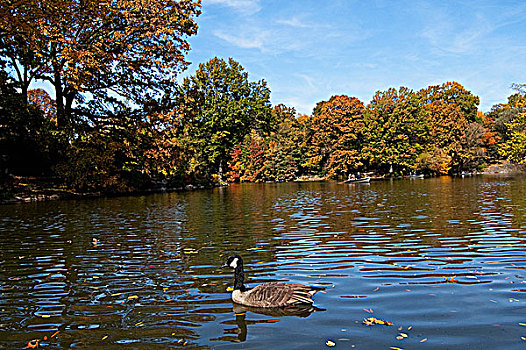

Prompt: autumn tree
[363,87,425,174]
[0,74,59,176]
[262,105,304,181]
[177,57,273,181]
[417,81,480,122]
[0,0,201,127]
[308,95,365,177]
[499,100,526,164]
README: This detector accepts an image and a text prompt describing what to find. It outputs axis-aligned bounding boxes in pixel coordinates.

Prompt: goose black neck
[233,262,246,291]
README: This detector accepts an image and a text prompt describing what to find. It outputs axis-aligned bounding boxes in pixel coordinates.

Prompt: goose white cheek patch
[230,258,238,269]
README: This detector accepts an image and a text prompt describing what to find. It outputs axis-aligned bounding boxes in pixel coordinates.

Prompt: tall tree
[177,57,273,180]
[308,95,365,177]
[363,87,425,174]
[499,101,526,164]
[417,81,480,122]
[0,0,201,127]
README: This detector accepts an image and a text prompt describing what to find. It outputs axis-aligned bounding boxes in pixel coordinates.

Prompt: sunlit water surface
[1,177,526,349]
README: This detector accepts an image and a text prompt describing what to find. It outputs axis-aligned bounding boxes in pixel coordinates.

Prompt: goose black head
[222,255,243,269]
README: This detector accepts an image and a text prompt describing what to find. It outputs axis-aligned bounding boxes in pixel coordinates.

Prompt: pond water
[1,177,526,349]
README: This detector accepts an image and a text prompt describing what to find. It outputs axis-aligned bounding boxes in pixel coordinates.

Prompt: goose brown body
[222,255,324,308]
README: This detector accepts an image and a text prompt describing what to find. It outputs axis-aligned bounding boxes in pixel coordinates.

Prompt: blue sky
[182,0,526,114]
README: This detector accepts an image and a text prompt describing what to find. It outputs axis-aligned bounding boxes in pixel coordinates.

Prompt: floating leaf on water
[519,323,526,326]
[399,333,408,338]
[363,317,393,326]
[338,338,350,341]
[263,319,280,323]
[363,308,374,313]
[102,335,108,340]
[420,338,428,343]
[226,287,234,292]
[128,295,138,300]
[326,340,336,347]
[41,314,51,318]
[389,347,404,350]
[25,340,39,349]
[111,293,121,297]
[341,295,366,299]
[396,336,404,340]
[51,331,60,338]
[521,336,526,341]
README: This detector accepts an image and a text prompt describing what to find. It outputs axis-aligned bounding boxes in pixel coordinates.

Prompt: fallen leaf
[51,331,60,338]
[326,340,336,347]
[25,340,39,349]
[363,317,393,326]
[263,319,280,323]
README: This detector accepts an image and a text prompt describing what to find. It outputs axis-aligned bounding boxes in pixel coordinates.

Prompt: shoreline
[2,163,525,205]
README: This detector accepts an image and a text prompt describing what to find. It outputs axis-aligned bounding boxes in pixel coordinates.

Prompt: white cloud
[213,30,268,52]
[277,17,310,28]
[206,0,261,15]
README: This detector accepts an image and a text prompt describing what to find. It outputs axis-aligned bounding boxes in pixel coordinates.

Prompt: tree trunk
[53,69,67,128]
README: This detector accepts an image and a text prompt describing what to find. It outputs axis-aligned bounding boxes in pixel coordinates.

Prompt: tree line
[1,1,525,197]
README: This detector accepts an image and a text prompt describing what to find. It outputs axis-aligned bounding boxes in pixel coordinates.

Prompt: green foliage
[363,87,425,174]
[177,57,273,180]
[499,107,526,164]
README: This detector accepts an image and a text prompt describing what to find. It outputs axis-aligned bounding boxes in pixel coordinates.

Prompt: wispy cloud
[213,30,268,51]
[206,0,261,15]
[277,16,310,28]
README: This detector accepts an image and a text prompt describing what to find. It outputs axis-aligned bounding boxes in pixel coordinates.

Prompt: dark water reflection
[1,177,526,349]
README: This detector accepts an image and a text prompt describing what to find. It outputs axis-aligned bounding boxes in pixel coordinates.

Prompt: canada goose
[221,255,324,307]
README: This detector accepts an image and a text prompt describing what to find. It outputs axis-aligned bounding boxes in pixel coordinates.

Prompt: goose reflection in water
[215,303,325,343]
